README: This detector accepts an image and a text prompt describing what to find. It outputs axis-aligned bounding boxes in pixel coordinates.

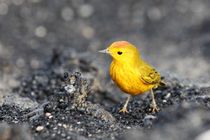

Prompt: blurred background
[0,0,210,89]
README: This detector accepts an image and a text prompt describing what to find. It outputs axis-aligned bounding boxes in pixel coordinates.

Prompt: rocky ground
[0,0,210,140]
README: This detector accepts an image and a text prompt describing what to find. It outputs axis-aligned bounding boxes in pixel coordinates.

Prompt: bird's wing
[139,65,161,85]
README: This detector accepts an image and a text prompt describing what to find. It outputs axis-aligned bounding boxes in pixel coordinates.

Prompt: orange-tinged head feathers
[106,41,141,64]
[111,41,131,48]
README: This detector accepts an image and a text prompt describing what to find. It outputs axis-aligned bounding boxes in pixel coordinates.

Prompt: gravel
[0,0,210,140]
[0,48,209,140]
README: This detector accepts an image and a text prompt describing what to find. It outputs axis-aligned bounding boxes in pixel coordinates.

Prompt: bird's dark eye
[117,51,123,55]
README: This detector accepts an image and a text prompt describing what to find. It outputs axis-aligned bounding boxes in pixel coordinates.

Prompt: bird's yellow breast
[110,61,154,96]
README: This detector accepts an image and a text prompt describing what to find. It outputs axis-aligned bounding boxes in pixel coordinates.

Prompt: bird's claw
[119,107,129,113]
[151,105,159,113]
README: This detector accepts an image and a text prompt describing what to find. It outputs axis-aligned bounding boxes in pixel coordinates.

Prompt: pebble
[63,124,67,128]
[58,123,62,127]
[163,99,167,103]
[64,85,76,94]
[144,115,156,120]
[45,112,51,117]
[88,134,92,137]
[143,115,157,127]
[165,93,171,99]
[36,126,44,131]
[45,112,53,119]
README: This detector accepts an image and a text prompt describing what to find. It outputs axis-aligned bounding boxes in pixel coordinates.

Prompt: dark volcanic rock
[0,47,209,140]
[0,0,210,140]
[120,103,210,140]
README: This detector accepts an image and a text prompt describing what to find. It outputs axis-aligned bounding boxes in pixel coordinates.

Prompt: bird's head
[99,41,141,64]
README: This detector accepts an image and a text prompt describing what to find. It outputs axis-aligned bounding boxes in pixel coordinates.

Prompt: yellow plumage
[99,41,164,113]
[110,60,160,95]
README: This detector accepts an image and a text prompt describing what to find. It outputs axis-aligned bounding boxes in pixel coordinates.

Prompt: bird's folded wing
[140,66,160,85]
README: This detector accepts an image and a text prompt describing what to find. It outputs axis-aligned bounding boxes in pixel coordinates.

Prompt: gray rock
[0,90,38,110]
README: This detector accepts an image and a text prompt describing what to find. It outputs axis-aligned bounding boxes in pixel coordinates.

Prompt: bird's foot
[151,105,159,113]
[119,107,128,113]
[150,89,159,113]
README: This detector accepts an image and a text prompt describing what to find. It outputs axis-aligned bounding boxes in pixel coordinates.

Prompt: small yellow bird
[99,41,165,113]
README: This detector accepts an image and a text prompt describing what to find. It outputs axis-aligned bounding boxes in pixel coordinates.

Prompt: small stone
[78,128,84,132]
[63,124,67,128]
[143,115,157,127]
[45,112,52,118]
[12,120,19,124]
[163,99,167,103]
[165,93,171,99]
[36,126,44,132]
[45,112,51,116]
[126,126,131,129]
[144,115,157,120]
[64,85,76,94]
[88,134,92,137]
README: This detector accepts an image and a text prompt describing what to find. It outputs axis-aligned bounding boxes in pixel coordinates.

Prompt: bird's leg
[119,95,131,113]
[150,89,159,113]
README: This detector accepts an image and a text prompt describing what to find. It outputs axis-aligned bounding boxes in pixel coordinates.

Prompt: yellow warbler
[99,41,165,113]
